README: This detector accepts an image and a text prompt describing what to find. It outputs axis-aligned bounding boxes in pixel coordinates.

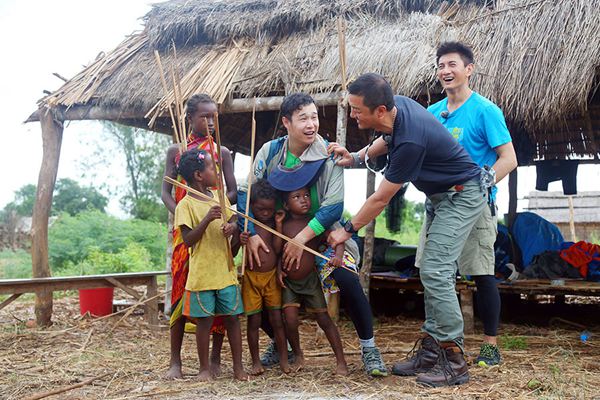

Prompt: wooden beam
[336,93,348,147]
[105,277,143,300]
[0,293,22,311]
[222,93,341,113]
[359,171,377,297]
[26,93,342,123]
[31,107,63,326]
[507,168,518,228]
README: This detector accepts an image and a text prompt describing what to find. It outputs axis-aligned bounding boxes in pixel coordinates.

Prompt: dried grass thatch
[39,0,600,159]
[2,295,600,399]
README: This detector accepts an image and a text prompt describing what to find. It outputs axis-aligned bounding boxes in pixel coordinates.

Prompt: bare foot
[279,361,291,374]
[197,369,213,381]
[165,364,183,380]
[250,363,265,375]
[335,362,349,376]
[233,367,249,381]
[209,361,221,378]
[292,355,306,372]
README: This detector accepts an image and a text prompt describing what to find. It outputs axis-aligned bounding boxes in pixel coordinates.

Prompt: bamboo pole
[163,177,361,272]
[241,101,257,276]
[205,117,234,271]
[153,50,183,153]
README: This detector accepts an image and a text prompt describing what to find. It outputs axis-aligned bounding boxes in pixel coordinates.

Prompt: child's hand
[330,254,343,268]
[204,205,222,223]
[222,222,237,238]
[274,210,286,225]
[240,231,250,245]
[277,266,287,288]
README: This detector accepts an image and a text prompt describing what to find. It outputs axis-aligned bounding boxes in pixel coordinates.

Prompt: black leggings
[261,267,374,341]
[473,275,501,337]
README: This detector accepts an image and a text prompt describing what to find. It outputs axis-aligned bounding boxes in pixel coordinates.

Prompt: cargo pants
[416,179,486,345]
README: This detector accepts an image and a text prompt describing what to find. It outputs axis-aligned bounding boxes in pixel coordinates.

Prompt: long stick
[337,18,348,91]
[153,50,183,153]
[23,373,110,400]
[205,117,235,271]
[165,176,351,269]
[241,100,257,276]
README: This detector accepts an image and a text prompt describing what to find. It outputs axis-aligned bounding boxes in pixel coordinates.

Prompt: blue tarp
[510,212,564,268]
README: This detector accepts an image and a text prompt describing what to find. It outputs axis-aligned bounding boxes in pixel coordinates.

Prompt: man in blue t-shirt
[327,73,487,387]
[426,42,517,367]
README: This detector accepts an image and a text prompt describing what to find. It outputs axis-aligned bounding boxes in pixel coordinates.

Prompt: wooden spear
[241,101,257,276]
[204,117,235,271]
[153,50,184,153]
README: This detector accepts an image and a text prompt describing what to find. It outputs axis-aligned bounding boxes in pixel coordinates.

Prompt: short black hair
[177,149,208,183]
[279,186,309,204]
[185,94,215,117]
[348,73,395,112]
[250,179,277,204]
[281,93,315,121]
[436,41,474,66]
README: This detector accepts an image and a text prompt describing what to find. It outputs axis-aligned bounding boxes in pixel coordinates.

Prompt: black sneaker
[475,343,501,366]
[362,346,388,377]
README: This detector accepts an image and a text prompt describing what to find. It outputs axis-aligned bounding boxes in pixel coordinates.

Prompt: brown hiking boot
[391,335,439,376]
[416,342,469,387]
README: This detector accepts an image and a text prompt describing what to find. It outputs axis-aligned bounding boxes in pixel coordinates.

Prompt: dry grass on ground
[1,295,599,400]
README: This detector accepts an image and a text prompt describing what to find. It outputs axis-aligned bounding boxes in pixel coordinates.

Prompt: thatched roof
[37,0,600,160]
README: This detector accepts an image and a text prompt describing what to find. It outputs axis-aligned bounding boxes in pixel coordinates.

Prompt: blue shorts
[182,284,243,318]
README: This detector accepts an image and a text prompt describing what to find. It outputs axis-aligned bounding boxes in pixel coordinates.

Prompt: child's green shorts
[182,284,243,318]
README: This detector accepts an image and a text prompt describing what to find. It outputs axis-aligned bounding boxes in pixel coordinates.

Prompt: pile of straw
[2,294,599,399]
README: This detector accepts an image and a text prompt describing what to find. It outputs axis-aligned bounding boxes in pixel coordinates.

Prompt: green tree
[96,122,170,222]
[52,178,108,215]
[48,209,167,271]
[2,180,106,218]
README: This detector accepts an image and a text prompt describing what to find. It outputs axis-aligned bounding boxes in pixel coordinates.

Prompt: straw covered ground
[1,294,599,400]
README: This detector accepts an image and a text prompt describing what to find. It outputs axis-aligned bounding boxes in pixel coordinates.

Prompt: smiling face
[282,103,319,149]
[251,197,276,222]
[284,187,311,216]
[188,101,218,137]
[348,94,386,130]
[437,52,473,92]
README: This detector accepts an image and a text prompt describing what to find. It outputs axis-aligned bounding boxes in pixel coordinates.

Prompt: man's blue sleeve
[312,202,344,234]
[482,104,512,148]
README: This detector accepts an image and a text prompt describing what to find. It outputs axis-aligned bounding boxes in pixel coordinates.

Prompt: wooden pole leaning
[204,117,235,271]
[241,101,257,276]
[153,50,184,153]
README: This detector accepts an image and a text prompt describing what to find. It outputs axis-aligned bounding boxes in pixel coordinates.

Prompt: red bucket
[79,287,114,317]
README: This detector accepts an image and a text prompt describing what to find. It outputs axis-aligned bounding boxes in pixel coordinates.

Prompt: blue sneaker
[362,346,388,377]
[260,341,295,367]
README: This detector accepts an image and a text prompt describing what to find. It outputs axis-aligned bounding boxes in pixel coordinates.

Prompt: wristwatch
[350,152,362,168]
[344,220,358,234]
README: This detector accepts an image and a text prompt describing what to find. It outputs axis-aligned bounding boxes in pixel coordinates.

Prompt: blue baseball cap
[267,158,326,192]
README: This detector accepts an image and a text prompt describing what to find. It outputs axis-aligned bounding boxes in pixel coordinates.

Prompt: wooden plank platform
[0,271,169,329]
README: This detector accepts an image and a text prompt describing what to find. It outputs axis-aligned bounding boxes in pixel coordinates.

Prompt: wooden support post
[336,94,348,147]
[507,168,518,229]
[460,288,474,334]
[31,107,63,326]
[164,212,174,315]
[359,171,377,297]
[567,195,577,242]
[145,276,159,329]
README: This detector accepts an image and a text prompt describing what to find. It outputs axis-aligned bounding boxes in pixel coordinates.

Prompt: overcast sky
[0,0,598,219]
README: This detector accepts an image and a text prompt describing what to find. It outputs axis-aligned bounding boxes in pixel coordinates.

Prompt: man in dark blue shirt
[328,73,486,387]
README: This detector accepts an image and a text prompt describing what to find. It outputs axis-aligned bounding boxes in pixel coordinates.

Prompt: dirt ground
[1,294,599,400]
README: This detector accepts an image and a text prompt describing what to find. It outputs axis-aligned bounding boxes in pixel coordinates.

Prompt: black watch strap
[344,220,357,234]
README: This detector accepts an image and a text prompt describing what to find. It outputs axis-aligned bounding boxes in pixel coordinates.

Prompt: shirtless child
[240,180,290,375]
[274,186,348,375]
